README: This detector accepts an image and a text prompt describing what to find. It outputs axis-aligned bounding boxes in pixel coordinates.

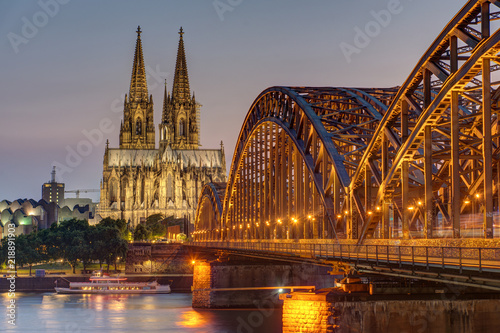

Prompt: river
[1,293,282,332]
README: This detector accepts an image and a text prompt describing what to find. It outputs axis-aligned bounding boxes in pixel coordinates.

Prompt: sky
[0,0,466,203]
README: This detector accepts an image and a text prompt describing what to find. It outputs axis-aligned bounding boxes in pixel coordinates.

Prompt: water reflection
[176,309,208,328]
[0,293,282,332]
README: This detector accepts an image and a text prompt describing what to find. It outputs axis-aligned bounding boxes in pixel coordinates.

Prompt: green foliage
[132,213,169,241]
[0,237,10,268]
[146,214,164,225]
[98,217,128,235]
[1,217,130,274]
[146,214,167,238]
[133,223,153,241]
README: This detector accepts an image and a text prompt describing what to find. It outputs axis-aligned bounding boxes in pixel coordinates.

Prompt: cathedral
[98,27,227,226]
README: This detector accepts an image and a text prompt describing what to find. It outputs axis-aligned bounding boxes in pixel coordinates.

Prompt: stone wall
[282,292,339,333]
[125,242,190,274]
[281,289,500,333]
[192,261,212,308]
[192,260,336,308]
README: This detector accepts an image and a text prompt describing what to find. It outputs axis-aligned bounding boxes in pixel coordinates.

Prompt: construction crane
[65,189,99,199]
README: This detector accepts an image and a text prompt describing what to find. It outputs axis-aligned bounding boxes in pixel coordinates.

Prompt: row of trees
[0,217,129,274]
[133,214,168,241]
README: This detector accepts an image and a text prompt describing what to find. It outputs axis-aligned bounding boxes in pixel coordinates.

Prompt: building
[0,198,94,237]
[98,27,227,227]
[41,166,65,206]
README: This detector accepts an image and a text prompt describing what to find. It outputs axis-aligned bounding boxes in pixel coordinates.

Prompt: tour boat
[54,271,171,294]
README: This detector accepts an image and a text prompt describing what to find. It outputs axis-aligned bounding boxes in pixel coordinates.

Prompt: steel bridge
[191,1,500,289]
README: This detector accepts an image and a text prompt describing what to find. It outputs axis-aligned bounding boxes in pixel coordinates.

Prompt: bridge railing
[187,241,500,273]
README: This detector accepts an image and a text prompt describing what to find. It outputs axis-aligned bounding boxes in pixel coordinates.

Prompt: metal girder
[219,87,393,241]
[356,0,500,242]
[195,0,500,245]
[194,182,226,240]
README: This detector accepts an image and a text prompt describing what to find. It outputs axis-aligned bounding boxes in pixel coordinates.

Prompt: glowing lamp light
[408,206,414,211]
[278,289,283,293]
[191,260,196,265]
[344,210,349,215]
[367,211,372,215]
[337,215,342,219]
[417,201,423,206]
[464,200,471,204]
[307,215,312,219]
[277,219,282,224]
[266,221,270,226]
[247,224,250,228]
[376,206,381,211]
[475,193,480,199]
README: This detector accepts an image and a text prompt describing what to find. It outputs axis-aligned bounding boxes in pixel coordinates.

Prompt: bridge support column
[402,160,410,239]
[381,198,390,239]
[483,58,494,238]
[424,125,434,239]
[451,90,461,238]
[281,289,500,333]
[348,192,358,239]
[192,258,335,309]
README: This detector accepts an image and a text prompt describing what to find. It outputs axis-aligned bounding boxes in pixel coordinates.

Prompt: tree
[79,226,97,272]
[106,229,128,271]
[134,223,152,241]
[36,228,60,263]
[98,217,127,234]
[53,219,91,274]
[23,233,43,276]
[0,237,10,270]
[145,214,167,238]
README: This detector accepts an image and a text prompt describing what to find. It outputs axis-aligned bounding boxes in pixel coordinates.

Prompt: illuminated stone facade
[98,27,226,226]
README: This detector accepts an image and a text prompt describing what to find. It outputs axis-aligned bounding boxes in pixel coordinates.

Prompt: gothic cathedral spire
[129,26,148,102]
[120,26,155,150]
[172,27,190,103]
[160,27,200,150]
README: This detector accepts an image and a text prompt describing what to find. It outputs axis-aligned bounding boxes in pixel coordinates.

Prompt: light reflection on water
[0,293,282,332]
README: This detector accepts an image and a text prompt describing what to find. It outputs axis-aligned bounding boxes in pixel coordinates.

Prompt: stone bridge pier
[191,255,337,309]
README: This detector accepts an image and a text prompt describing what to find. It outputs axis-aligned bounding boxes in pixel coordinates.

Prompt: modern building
[41,166,65,206]
[0,198,94,237]
[98,27,227,226]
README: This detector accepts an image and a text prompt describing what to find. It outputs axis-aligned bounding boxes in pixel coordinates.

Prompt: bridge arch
[218,87,395,241]
[353,0,500,241]
[194,0,500,243]
[194,182,226,241]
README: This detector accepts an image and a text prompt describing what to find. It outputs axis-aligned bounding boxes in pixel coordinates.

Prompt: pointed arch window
[179,119,186,137]
[120,177,128,202]
[136,119,142,135]
[110,180,118,203]
[167,174,173,200]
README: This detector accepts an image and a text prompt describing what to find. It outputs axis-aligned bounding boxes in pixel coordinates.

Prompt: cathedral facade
[98,27,227,226]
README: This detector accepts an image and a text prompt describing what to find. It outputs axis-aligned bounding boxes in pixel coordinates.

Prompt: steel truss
[195,0,500,242]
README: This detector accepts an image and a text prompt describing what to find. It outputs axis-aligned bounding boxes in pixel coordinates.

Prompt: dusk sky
[1,0,464,202]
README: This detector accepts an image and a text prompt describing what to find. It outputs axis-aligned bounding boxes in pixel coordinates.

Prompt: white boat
[54,271,171,294]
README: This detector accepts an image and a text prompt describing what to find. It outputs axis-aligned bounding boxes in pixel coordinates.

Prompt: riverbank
[0,274,193,293]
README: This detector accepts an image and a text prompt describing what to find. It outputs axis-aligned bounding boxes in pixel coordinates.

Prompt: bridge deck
[188,241,500,290]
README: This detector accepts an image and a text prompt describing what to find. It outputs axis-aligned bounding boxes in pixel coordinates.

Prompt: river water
[1,293,282,332]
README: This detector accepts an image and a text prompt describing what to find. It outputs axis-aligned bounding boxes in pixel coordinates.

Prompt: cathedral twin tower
[98,27,227,226]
